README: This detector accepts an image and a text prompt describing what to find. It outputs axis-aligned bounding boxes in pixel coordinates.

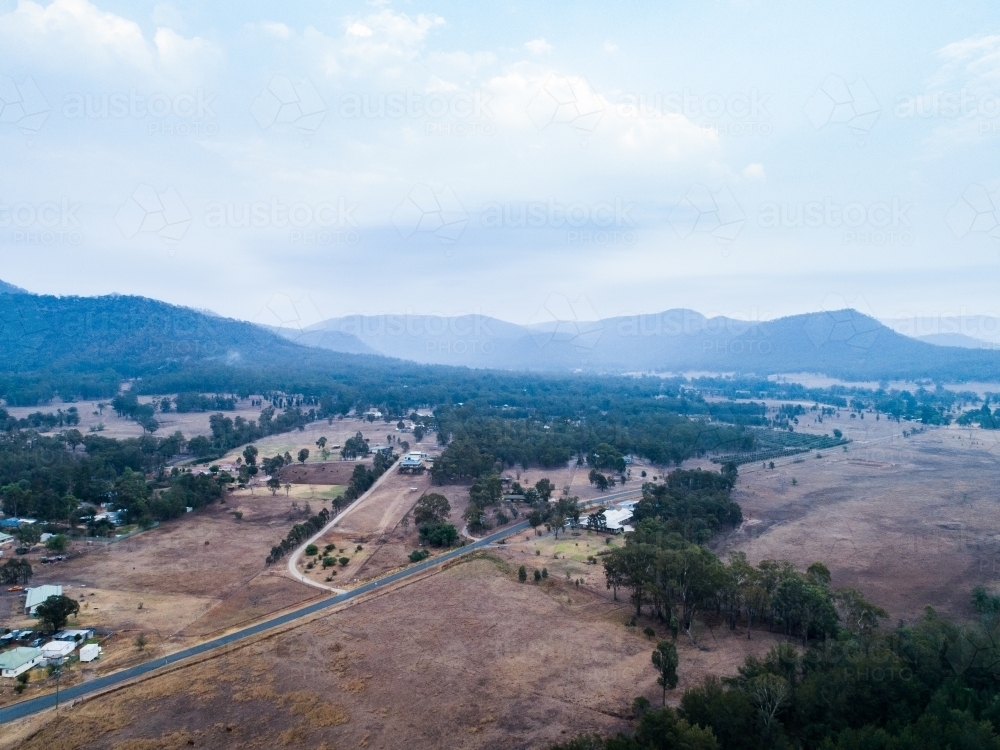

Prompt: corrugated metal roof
[0,647,41,670]
[25,585,63,610]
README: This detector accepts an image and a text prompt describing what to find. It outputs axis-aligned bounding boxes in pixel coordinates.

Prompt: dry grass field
[2,555,784,750]
[718,407,1000,623]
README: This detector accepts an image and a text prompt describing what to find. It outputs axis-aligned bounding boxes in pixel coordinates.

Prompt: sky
[1,0,1000,336]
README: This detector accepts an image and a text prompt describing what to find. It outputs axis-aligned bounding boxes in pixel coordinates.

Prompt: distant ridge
[283,309,1000,382]
[917,333,996,350]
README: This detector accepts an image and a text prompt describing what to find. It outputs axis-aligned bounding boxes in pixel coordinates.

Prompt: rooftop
[0,647,42,670]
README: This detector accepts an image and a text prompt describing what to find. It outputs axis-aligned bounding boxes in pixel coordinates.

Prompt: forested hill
[0,291,403,404]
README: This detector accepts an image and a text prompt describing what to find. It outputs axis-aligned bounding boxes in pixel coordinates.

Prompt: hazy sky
[1,0,999,332]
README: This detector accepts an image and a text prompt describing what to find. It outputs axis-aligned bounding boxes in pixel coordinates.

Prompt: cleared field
[718,408,1000,623]
[218,417,422,466]
[2,397,266,440]
[3,556,784,750]
[12,490,322,642]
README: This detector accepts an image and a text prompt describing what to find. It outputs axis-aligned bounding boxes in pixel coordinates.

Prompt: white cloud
[603,41,618,53]
[742,163,765,180]
[0,0,153,70]
[525,38,553,55]
[0,0,220,85]
[933,34,1000,87]
[346,22,372,37]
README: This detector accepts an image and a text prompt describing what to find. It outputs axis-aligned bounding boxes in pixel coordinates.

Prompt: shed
[41,640,75,660]
[0,647,43,678]
[24,584,63,615]
[79,643,101,662]
[0,532,13,545]
[54,629,95,643]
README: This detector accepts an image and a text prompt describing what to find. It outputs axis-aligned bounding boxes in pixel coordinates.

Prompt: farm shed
[24,584,63,615]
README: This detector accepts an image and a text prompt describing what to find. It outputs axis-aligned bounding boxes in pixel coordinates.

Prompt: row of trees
[266,508,331,565]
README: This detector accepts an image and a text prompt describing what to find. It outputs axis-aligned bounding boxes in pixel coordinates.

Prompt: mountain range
[3,279,1000,404]
[276,309,1000,382]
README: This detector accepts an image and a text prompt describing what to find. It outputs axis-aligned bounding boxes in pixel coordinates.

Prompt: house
[24,584,63,615]
[0,518,20,529]
[79,643,101,662]
[603,508,634,534]
[398,455,425,473]
[0,532,13,545]
[41,640,76,661]
[370,445,392,455]
[0,647,43,678]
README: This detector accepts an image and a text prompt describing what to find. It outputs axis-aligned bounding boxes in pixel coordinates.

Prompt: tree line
[555,591,1000,749]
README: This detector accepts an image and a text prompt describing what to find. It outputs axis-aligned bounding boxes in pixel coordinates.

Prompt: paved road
[0,485,643,726]
[0,520,531,726]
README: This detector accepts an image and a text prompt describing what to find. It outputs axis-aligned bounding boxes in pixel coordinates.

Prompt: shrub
[338,557,349,566]
[418,523,458,548]
[541,568,548,579]
[408,549,430,563]
[533,569,541,582]
[518,565,527,583]
[322,556,335,568]
[304,544,319,556]
[324,544,335,552]
[643,626,656,638]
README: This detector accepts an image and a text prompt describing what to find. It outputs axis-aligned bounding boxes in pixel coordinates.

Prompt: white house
[0,532,14,546]
[0,647,43,678]
[603,508,635,534]
[24,584,63,615]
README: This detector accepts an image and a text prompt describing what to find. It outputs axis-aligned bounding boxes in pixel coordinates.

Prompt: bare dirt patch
[278,460,370,485]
